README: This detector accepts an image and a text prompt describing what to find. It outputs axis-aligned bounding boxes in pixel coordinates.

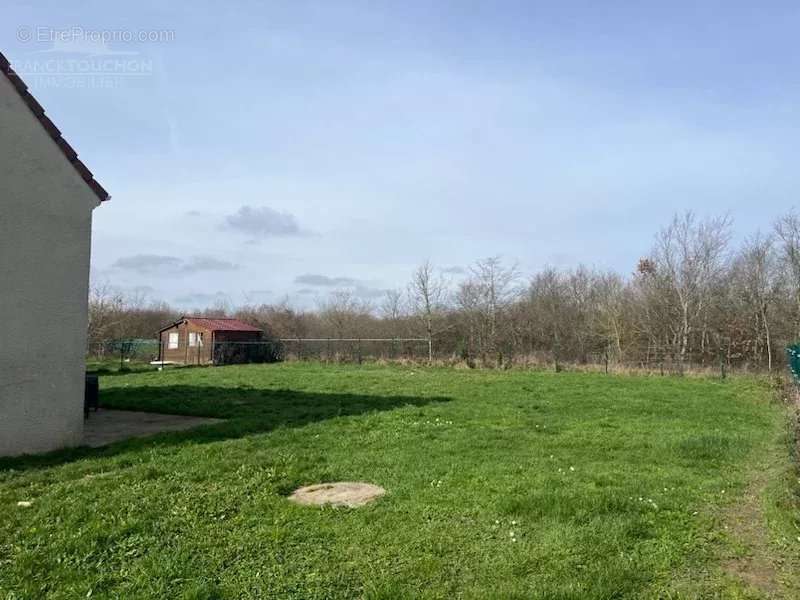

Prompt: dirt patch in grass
[721,470,781,597]
[288,482,386,508]
[722,378,800,598]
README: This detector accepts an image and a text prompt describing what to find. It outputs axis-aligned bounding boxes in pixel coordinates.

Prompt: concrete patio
[83,409,223,448]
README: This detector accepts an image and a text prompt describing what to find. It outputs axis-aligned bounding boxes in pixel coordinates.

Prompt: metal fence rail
[86,336,789,374]
[87,339,159,368]
[279,338,429,363]
[87,338,433,366]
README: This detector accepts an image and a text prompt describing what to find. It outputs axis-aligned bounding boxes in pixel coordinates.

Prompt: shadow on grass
[0,385,449,472]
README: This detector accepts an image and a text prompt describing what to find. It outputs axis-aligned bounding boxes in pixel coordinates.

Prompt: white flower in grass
[569,466,575,472]
[17,501,32,507]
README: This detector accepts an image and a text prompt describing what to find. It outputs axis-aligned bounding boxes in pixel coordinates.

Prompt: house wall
[0,74,101,456]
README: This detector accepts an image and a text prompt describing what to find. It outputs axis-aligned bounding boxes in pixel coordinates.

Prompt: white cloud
[112,254,237,275]
[294,274,358,286]
[224,206,303,238]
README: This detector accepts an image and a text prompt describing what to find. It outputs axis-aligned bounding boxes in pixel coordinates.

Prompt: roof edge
[156,318,185,334]
[156,316,264,334]
[0,51,110,203]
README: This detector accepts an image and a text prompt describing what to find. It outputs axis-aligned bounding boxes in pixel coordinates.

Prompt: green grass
[86,358,155,376]
[1,363,798,599]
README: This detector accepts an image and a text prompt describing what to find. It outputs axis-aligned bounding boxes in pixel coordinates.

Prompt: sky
[3,1,800,310]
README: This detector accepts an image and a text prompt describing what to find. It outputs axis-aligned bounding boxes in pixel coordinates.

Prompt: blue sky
[4,1,798,308]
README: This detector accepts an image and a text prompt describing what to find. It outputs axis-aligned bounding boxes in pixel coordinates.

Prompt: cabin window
[189,332,198,347]
[168,332,179,349]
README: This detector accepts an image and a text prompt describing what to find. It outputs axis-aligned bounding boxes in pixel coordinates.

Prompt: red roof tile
[181,317,262,332]
[0,51,110,202]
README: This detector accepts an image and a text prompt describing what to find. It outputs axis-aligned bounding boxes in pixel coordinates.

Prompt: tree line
[89,210,800,372]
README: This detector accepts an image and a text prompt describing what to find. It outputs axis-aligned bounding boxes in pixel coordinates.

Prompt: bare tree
[465,257,521,365]
[380,289,406,339]
[775,210,800,338]
[455,278,482,363]
[594,270,627,361]
[408,260,448,362]
[87,283,126,350]
[732,234,782,370]
[528,267,566,371]
[318,290,371,339]
[273,300,310,341]
[564,266,598,363]
[651,211,732,369]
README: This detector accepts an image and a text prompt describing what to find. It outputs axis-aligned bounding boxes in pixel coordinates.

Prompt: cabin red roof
[160,317,262,333]
[186,317,262,332]
[0,51,110,202]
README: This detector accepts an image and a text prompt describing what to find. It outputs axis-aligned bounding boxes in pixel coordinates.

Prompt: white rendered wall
[0,73,100,456]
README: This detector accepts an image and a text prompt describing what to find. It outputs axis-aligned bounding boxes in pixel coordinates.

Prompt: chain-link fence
[87,338,159,371]
[212,341,284,365]
[89,338,159,358]
[279,338,429,363]
[578,348,732,377]
[87,338,432,369]
[86,336,776,375]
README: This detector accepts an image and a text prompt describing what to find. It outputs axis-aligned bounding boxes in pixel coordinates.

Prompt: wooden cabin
[157,316,262,365]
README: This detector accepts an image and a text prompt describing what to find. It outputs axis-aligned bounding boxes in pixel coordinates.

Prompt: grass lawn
[1,363,798,599]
